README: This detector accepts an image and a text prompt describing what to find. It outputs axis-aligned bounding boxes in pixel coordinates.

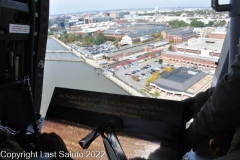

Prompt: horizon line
[50,6,212,16]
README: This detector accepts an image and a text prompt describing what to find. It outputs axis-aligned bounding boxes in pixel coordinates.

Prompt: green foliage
[168,45,173,51]
[159,59,163,64]
[171,66,176,71]
[94,33,106,45]
[150,91,160,98]
[105,37,116,41]
[205,21,214,27]
[168,20,189,29]
[138,13,155,16]
[83,36,95,46]
[48,32,54,35]
[151,33,163,39]
[190,19,204,27]
[113,38,121,47]
[214,20,226,27]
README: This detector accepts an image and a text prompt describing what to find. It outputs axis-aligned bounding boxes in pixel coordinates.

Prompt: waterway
[41,38,129,116]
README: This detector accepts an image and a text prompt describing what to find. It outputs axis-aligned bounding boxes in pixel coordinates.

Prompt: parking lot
[68,43,117,58]
[114,59,169,90]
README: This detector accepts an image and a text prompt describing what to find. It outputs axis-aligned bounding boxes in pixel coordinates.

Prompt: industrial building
[70,22,117,36]
[103,29,130,39]
[168,29,198,44]
[174,38,224,57]
[208,31,226,39]
[161,51,218,71]
[150,67,213,100]
[120,28,166,45]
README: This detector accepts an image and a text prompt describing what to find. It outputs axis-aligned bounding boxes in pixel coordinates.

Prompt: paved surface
[114,58,168,90]
[103,74,145,97]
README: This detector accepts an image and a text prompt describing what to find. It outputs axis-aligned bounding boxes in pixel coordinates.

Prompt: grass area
[139,88,159,98]
[149,91,160,98]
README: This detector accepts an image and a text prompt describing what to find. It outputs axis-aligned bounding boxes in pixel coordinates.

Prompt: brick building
[161,51,218,71]
[208,31,226,39]
[168,29,198,44]
[161,28,186,40]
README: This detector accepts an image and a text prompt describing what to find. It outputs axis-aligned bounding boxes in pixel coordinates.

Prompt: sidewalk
[103,74,145,97]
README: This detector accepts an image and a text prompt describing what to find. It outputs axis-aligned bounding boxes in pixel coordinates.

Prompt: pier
[46,50,72,53]
[45,57,84,62]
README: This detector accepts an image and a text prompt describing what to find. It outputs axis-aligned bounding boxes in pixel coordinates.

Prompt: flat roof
[163,51,219,62]
[107,40,168,58]
[177,38,224,53]
[151,67,210,94]
[210,31,226,34]
[186,75,213,94]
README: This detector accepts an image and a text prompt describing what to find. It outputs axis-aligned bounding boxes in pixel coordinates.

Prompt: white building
[120,34,141,45]
[193,27,215,38]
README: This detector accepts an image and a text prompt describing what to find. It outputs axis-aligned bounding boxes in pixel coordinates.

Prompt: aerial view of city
[42,0,229,115]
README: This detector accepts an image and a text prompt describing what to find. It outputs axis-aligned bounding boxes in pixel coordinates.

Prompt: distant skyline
[50,0,230,15]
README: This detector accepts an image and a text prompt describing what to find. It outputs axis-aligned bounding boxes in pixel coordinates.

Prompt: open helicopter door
[0,0,49,151]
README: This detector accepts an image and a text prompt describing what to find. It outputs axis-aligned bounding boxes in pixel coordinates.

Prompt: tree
[113,38,121,47]
[159,59,163,64]
[94,33,105,45]
[78,34,83,42]
[168,20,189,29]
[145,79,151,86]
[163,67,172,72]
[214,20,226,27]
[63,30,67,34]
[170,66,176,71]
[68,34,75,42]
[132,75,139,81]
[190,19,204,27]
[168,45,173,51]
[205,21,214,27]
[144,71,160,86]
[63,34,69,40]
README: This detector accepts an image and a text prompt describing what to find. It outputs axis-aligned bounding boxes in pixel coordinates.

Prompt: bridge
[46,50,72,53]
[45,56,84,62]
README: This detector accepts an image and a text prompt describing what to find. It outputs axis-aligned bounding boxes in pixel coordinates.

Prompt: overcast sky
[50,0,230,15]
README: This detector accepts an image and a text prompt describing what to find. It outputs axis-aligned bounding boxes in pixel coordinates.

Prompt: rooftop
[151,67,212,94]
[162,51,219,62]
[164,27,187,34]
[169,29,195,37]
[103,29,128,35]
[107,40,167,58]
[176,38,224,53]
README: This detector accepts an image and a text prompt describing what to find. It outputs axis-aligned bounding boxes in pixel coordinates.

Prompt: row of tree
[168,19,227,29]
[58,32,107,46]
